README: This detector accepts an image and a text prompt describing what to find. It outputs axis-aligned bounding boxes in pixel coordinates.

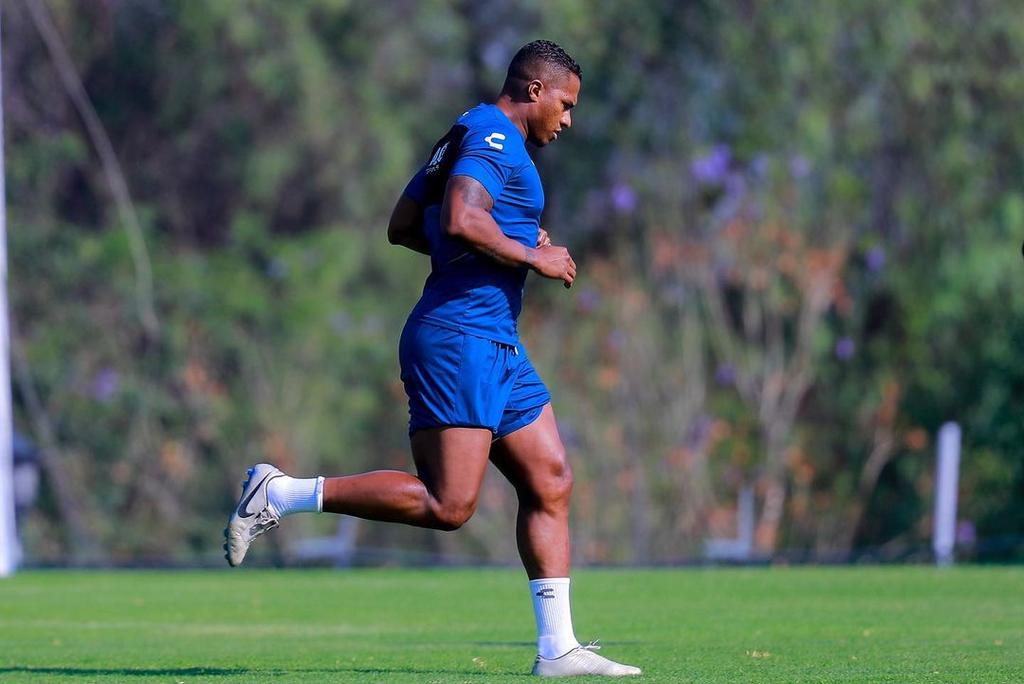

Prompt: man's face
[527,72,580,147]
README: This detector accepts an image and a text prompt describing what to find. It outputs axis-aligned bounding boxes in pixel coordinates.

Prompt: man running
[225,40,640,678]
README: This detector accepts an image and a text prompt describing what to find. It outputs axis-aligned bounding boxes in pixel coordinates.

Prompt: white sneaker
[532,641,642,677]
[224,463,284,567]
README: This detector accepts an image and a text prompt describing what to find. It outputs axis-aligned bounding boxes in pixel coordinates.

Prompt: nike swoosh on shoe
[236,472,279,518]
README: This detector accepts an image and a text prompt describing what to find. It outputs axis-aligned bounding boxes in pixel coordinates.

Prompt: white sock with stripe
[267,475,324,517]
[529,577,580,659]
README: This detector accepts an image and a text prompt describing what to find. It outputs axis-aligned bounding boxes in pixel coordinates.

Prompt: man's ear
[527,79,543,103]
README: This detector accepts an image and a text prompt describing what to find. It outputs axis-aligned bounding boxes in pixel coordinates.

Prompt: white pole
[932,422,961,567]
[737,485,754,559]
[0,3,19,577]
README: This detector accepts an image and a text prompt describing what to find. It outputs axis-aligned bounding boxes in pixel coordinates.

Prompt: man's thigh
[490,404,570,494]
[412,426,493,506]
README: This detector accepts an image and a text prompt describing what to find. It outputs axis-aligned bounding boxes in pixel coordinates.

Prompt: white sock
[529,577,580,659]
[267,475,324,517]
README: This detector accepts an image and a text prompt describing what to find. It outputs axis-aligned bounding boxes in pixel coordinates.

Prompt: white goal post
[0,4,18,578]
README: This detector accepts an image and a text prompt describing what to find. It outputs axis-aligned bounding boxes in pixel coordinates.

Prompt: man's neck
[495,94,528,140]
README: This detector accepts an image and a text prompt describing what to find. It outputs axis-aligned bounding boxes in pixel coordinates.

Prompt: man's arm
[443,175,576,287]
[387,194,431,255]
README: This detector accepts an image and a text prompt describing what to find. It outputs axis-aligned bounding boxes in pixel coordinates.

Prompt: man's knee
[553,457,574,502]
[430,499,477,531]
[535,453,573,508]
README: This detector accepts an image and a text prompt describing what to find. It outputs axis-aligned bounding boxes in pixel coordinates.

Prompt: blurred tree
[3,0,1022,564]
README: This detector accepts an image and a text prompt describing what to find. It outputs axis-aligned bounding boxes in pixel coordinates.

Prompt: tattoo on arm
[445,175,533,267]
[452,176,494,212]
[477,239,529,267]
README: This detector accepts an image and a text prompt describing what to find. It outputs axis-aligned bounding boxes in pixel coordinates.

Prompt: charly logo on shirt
[484,132,506,151]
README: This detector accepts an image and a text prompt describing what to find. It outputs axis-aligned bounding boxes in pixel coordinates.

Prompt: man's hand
[532,228,575,289]
[529,244,576,288]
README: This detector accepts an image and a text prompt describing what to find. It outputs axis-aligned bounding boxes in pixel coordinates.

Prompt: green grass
[0,567,1020,683]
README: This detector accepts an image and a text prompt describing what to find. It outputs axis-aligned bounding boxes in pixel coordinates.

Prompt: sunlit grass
[0,567,1020,682]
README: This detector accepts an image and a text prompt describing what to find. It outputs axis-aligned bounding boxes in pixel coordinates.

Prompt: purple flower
[710,173,748,222]
[611,183,637,214]
[577,288,600,313]
[789,154,811,179]
[724,173,747,201]
[835,337,856,361]
[662,284,687,305]
[606,329,626,352]
[685,414,713,449]
[715,363,735,386]
[866,246,886,273]
[750,153,771,179]
[91,368,119,402]
[690,145,731,186]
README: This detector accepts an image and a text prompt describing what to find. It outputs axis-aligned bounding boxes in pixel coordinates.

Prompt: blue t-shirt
[402,104,544,345]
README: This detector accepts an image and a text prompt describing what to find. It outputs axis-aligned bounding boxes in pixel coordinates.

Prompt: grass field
[0,567,1020,683]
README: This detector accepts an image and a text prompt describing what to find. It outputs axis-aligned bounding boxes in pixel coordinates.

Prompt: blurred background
[2,0,1022,568]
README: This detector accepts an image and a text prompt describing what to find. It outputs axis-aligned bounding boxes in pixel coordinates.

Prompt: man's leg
[322,427,493,530]
[491,404,640,677]
[490,404,573,579]
[225,427,492,566]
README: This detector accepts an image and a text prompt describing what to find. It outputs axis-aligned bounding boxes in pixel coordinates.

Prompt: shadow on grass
[0,667,256,677]
[345,667,526,677]
[0,665,528,678]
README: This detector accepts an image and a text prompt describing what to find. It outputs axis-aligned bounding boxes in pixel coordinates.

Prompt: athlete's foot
[531,641,641,677]
[224,463,285,567]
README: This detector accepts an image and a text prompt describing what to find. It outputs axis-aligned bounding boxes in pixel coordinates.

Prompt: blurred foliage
[3,0,1022,564]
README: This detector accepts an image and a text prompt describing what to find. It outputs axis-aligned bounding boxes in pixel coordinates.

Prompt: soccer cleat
[531,641,642,677]
[224,463,284,567]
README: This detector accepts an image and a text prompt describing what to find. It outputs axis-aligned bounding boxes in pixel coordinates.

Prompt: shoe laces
[255,508,277,524]
[249,509,279,537]
[581,639,601,651]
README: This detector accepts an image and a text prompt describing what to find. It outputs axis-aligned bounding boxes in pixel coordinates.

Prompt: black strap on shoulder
[420,124,469,206]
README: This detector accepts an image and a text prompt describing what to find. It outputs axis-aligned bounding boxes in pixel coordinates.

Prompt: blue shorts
[399,320,551,438]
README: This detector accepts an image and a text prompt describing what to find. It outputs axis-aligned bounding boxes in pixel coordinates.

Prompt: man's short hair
[504,40,582,90]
